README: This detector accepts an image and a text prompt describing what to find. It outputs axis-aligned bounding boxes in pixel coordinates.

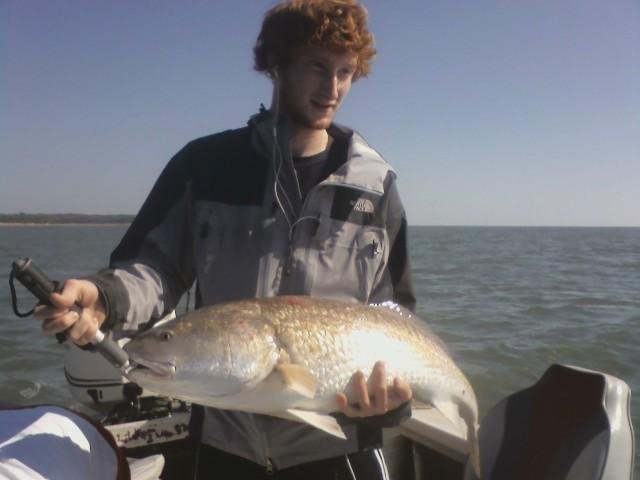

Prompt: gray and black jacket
[93,111,415,469]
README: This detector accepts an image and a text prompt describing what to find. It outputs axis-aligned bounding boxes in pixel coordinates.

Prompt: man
[35,1,416,478]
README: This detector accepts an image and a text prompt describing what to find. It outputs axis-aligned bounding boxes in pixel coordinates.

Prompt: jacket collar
[326,125,396,195]
[248,109,395,196]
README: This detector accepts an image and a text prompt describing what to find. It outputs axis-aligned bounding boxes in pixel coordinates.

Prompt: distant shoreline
[0,214,636,229]
[0,214,135,226]
[0,222,131,227]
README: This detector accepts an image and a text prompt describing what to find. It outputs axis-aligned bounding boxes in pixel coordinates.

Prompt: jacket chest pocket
[194,204,267,302]
[306,218,387,303]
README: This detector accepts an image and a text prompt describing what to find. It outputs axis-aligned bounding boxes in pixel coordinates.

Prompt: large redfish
[124,296,480,474]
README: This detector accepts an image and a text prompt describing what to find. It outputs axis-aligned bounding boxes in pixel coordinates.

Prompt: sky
[2,0,639,226]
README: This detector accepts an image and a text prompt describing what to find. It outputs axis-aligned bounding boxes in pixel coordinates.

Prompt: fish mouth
[129,355,176,379]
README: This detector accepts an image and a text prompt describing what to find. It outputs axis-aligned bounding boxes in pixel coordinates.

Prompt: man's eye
[336,70,354,82]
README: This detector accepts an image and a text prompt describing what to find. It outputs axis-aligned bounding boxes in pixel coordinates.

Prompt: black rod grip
[12,258,57,304]
[11,258,131,373]
[12,258,66,342]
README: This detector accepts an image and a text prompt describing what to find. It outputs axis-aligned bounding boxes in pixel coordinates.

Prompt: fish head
[124,302,280,400]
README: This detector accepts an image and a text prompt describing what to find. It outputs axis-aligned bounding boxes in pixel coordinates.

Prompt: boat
[4,259,636,479]
[57,342,635,479]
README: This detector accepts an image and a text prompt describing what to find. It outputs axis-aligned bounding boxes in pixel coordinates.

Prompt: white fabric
[0,406,119,480]
[127,455,164,480]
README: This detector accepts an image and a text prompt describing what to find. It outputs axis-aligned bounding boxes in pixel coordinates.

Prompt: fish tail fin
[467,422,481,478]
[433,399,481,478]
[460,402,481,479]
[432,399,468,437]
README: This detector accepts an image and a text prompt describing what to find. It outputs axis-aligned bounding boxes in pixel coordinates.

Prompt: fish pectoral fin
[284,409,347,440]
[273,363,317,399]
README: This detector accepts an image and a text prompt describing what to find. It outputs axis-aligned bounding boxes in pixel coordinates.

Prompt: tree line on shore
[0,213,134,224]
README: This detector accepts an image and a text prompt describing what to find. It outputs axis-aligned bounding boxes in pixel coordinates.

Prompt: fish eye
[159,330,173,341]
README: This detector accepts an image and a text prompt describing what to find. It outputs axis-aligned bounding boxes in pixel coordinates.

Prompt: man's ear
[267,52,279,80]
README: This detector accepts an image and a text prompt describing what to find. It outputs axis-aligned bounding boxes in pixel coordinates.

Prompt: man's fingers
[31,279,104,347]
[337,361,414,418]
[50,279,95,309]
[77,308,98,345]
[34,279,88,321]
[67,310,97,345]
[339,364,389,417]
[336,392,365,417]
[388,377,413,409]
[34,304,67,321]
[352,370,370,410]
[336,392,366,417]
[41,308,97,345]
[68,318,89,342]
[42,318,59,335]
[42,309,79,335]
[368,361,388,414]
[338,370,369,417]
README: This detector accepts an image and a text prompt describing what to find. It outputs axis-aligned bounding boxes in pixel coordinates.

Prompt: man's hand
[33,279,106,346]
[336,361,412,417]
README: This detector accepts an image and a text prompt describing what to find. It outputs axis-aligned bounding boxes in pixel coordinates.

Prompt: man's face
[278,46,358,130]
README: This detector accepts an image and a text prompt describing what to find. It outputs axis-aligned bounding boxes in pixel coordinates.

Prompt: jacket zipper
[281,186,317,278]
[266,458,275,475]
[284,243,295,276]
[263,431,275,475]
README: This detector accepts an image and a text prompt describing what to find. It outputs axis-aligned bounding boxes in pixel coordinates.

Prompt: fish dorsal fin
[274,363,317,399]
[369,300,412,317]
[284,409,347,439]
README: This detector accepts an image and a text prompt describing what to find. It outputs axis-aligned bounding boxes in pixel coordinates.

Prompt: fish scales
[259,297,471,404]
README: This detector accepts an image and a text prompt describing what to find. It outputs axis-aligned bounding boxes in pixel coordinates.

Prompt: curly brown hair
[254,0,376,81]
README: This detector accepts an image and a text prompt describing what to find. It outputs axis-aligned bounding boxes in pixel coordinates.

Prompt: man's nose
[321,73,339,99]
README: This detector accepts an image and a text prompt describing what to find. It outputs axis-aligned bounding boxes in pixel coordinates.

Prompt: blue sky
[2,1,639,226]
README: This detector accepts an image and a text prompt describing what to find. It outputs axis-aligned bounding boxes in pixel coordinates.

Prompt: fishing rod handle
[12,258,67,343]
[93,330,130,370]
[11,258,58,305]
[11,258,130,371]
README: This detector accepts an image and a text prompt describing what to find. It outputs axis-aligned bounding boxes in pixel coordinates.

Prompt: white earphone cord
[270,75,318,240]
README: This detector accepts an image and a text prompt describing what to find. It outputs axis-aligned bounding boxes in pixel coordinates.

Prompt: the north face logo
[331,187,379,225]
[351,198,375,214]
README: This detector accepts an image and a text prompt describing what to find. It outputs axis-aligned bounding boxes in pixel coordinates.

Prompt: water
[1,226,129,407]
[1,225,639,475]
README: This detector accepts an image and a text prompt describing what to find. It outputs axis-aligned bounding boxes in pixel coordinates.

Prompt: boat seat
[0,405,130,479]
[464,364,635,480]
